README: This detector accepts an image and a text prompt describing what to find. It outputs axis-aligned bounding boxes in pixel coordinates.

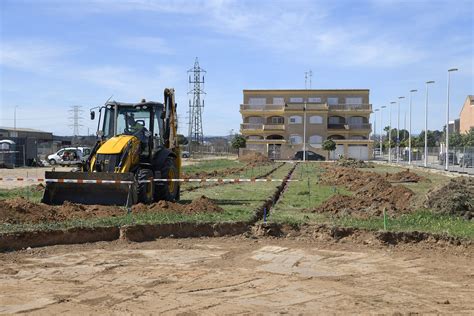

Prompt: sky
[0,0,473,137]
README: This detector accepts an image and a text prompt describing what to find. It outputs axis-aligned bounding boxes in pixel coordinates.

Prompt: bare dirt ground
[0,237,472,314]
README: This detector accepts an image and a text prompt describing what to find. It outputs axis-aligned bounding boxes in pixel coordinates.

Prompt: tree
[322,139,336,160]
[231,134,246,156]
[462,128,474,146]
[449,132,464,148]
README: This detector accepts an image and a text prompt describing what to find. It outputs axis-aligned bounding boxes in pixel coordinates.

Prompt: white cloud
[117,36,173,54]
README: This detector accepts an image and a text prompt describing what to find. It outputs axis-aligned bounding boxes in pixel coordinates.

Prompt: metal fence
[373,146,474,174]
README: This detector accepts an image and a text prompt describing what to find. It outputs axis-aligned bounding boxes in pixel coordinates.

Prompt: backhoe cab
[42,88,181,206]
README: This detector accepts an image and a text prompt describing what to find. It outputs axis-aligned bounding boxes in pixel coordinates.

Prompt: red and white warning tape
[0,177,298,184]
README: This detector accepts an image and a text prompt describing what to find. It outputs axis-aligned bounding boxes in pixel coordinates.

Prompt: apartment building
[239,89,373,160]
[459,95,474,134]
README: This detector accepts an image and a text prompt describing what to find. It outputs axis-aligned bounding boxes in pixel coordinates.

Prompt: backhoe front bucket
[42,171,137,206]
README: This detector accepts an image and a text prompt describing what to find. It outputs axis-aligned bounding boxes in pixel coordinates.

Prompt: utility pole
[187,58,206,153]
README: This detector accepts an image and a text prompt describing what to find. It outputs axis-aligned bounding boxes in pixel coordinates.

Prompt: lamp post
[303,100,307,162]
[424,81,435,167]
[408,90,417,165]
[445,68,458,171]
[389,101,396,163]
[373,109,379,157]
[397,96,405,163]
[380,105,386,159]
[14,105,19,130]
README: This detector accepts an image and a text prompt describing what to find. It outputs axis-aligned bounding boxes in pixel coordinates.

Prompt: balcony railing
[328,104,372,111]
[348,123,371,130]
[285,103,328,111]
[240,104,285,111]
[328,123,372,130]
[263,124,285,131]
[241,123,263,130]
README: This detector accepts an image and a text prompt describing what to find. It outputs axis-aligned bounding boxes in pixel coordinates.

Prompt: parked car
[48,147,91,166]
[438,152,458,165]
[181,151,190,158]
[293,151,326,161]
[459,153,474,168]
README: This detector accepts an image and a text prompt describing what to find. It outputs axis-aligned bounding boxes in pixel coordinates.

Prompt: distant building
[239,89,373,160]
[448,119,460,134]
[0,127,54,166]
[459,95,474,133]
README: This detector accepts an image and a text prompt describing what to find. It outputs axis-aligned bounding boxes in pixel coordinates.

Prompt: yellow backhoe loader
[42,88,181,206]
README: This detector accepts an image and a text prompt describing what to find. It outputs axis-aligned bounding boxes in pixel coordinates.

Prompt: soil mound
[133,196,223,214]
[386,169,425,183]
[239,152,271,163]
[0,198,56,224]
[0,195,223,225]
[335,157,374,168]
[315,167,414,217]
[424,177,474,220]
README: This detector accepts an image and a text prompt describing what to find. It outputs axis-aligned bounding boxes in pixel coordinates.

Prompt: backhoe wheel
[155,157,179,202]
[137,168,155,204]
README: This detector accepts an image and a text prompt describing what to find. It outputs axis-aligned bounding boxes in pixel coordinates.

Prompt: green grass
[335,210,474,239]
[182,159,244,175]
[0,186,43,203]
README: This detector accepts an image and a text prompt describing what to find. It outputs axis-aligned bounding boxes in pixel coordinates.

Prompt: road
[0,237,472,314]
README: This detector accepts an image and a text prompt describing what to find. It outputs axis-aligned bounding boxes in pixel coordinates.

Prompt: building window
[247,135,263,140]
[328,116,345,124]
[289,115,302,124]
[348,116,364,125]
[308,97,321,103]
[309,135,323,147]
[309,115,323,124]
[270,116,284,124]
[328,97,339,105]
[349,135,367,140]
[289,97,303,103]
[346,97,362,105]
[289,134,303,144]
[248,98,266,106]
[273,97,285,105]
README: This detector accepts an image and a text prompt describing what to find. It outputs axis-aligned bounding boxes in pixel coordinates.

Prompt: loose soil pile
[424,177,474,220]
[0,195,223,225]
[335,157,374,168]
[386,169,425,183]
[314,167,414,217]
[239,152,271,163]
[133,195,223,214]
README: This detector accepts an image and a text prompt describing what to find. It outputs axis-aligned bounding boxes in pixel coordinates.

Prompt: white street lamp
[424,81,435,167]
[397,96,405,163]
[14,105,19,130]
[380,105,386,158]
[408,90,417,165]
[445,68,458,171]
[389,101,396,163]
[303,100,307,162]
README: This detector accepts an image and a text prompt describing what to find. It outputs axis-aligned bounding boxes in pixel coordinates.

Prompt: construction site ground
[0,236,472,314]
[1,158,473,313]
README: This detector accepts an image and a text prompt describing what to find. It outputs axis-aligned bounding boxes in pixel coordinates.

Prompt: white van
[48,147,91,166]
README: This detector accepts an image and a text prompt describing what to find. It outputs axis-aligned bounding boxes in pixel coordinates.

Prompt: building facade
[459,95,474,134]
[239,89,373,160]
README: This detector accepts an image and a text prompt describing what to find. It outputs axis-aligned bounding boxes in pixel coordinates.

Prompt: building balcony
[263,124,285,131]
[240,104,285,112]
[240,123,285,131]
[328,104,372,111]
[247,138,287,144]
[285,103,328,111]
[328,123,372,130]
